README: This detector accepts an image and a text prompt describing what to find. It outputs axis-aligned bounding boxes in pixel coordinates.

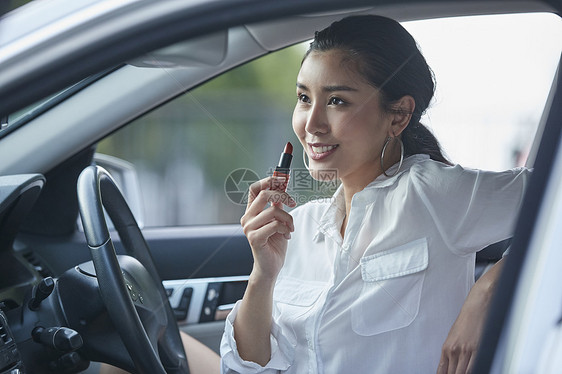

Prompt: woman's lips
[308,144,338,160]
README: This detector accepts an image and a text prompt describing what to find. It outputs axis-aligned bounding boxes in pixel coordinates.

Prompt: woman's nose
[305,104,329,135]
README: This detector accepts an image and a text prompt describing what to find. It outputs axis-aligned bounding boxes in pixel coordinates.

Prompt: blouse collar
[312,154,430,242]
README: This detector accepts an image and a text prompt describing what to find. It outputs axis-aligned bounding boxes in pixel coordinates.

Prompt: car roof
[0,0,558,117]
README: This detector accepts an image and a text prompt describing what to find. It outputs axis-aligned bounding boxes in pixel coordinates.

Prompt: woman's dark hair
[306,15,451,165]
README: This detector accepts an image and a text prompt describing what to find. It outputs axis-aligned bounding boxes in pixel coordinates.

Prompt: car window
[97,44,307,227]
[403,13,561,170]
[97,13,561,228]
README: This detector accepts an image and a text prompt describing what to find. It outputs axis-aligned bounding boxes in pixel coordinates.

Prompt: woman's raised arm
[234,176,296,366]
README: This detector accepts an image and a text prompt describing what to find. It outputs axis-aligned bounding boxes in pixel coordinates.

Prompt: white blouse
[221,154,531,374]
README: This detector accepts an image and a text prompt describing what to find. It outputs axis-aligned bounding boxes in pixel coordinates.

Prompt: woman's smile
[308,143,339,160]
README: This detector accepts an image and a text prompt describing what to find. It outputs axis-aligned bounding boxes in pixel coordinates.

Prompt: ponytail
[402,121,451,165]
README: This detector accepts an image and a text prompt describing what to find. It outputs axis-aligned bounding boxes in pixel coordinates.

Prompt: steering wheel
[76,165,190,374]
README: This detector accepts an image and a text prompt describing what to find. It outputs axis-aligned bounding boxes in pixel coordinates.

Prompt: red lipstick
[272,142,293,194]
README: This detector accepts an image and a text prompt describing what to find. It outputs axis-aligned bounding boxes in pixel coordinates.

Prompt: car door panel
[144,226,251,354]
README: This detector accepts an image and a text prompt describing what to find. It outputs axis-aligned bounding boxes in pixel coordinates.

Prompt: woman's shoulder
[405,158,460,186]
[408,157,532,192]
[410,156,531,174]
[409,157,458,175]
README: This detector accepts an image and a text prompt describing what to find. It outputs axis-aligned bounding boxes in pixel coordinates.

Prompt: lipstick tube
[272,142,293,199]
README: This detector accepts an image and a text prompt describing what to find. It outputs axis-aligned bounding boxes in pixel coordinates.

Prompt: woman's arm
[233,270,277,366]
[437,257,505,374]
[233,176,296,366]
[412,164,531,255]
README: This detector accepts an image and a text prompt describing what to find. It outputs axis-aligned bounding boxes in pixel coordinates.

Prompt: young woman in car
[221,15,531,374]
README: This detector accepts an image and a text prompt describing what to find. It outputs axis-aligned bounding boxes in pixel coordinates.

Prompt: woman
[221,15,530,373]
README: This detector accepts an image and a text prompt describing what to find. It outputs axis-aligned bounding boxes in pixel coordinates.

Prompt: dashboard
[0,174,45,374]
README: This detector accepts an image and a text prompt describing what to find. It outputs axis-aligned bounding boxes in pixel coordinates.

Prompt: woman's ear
[390,95,415,137]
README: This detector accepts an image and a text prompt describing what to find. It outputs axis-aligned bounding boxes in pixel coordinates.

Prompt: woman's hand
[437,259,505,374]
[241,176,296,282]
[436,287,487,374]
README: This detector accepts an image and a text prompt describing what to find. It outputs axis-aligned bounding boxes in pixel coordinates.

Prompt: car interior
[0,0,560,373]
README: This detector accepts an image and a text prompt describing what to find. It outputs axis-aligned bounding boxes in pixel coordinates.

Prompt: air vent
[0,311,20,372]
[0,316,11,347]
[21,251,53,278]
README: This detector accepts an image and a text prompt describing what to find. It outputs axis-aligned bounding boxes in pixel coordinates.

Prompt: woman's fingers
[466,353,475,374]
[243,208,294,254]
[246,177,281,209]
[246,217,293,248]
[246,177,271,208]
[454,353,471,374]
[436,357,448,374]
[247,190,295,217]
[243,206,294,238]
[246,177,296,210]
[246,219,292,281]
[240,191,294,232]
[242,181,296,230]
[446,352,458,374]
[436,344,473,374]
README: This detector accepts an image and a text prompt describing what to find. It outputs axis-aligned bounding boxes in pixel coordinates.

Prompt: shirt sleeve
[411,161,532,256]
[220,300,294,374]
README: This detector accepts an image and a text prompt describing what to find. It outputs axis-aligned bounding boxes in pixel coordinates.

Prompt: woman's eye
[297,94,310,103]
[328,97,345,105]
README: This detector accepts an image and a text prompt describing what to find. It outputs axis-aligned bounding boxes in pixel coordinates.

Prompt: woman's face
[292,49,394,188]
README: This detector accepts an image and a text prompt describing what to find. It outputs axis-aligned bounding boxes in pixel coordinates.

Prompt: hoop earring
[303,148,310,170]
[381,136,404,177]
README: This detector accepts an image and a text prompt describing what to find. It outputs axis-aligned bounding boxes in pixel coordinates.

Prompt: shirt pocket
[351,238,429,336]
